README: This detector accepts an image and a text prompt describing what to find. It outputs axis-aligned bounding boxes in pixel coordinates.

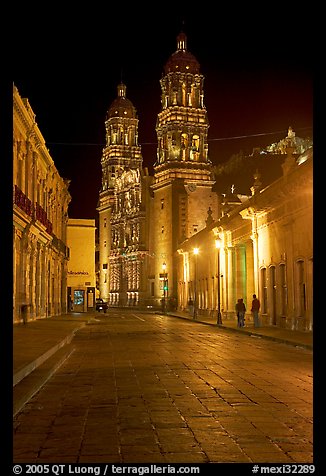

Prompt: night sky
[13,8,313,219]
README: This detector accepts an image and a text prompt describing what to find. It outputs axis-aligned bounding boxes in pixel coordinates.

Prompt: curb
[13,344,75,417]
[13,328,79,387]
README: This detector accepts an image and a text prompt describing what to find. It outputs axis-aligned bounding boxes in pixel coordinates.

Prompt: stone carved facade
[97,83,153,306]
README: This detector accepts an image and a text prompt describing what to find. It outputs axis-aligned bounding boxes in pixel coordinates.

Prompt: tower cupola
[107,83,137,119]
[164,32,200,74]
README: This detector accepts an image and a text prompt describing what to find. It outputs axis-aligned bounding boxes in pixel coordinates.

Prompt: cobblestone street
[13,312,313,464]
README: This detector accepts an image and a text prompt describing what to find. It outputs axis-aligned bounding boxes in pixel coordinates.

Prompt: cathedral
[97,32,218,308]
[97,32,313,331]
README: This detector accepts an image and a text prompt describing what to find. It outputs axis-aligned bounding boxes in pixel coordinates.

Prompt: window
[279,264,287,316]
[74,290,84,306]
[103,264,108,269]
[192,135,200,151]
[261,268,267,313]
[297,260,306,316]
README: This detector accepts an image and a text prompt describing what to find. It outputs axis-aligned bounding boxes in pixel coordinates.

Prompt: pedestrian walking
[251,294,261,327]
[235,299,241,327]
[235,298,246,327]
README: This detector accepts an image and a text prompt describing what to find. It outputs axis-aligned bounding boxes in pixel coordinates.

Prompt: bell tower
[97,83,148,306]
[152,32,218,305]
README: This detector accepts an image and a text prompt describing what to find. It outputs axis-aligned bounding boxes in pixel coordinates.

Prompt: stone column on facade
[211,276,215,314]
[235,245,247,306]
[39,245,46,317]
[31,238,39,320]
[56,255,61,315]
[218,245,224,317]
[250,213,260,300]
[244,240,255,324]
[24,238,32,322]
[61,257,68,315]
[306,257,313,331]
[25,140,31,197]
[35,241,41,318]
[46,250,51,317]
[32,151,37,204]
[226,246,235,319]
[13,226,17,321]
[183,251,189,310]
[55,255,60,316]
[282,219,295,330]
[14,228,23,322]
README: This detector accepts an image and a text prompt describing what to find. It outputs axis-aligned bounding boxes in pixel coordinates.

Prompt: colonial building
[67,219,96,312]
[13,85,71,323]
[176,129,313,331]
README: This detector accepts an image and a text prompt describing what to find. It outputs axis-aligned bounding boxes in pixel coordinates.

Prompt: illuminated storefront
[66,219,96,312]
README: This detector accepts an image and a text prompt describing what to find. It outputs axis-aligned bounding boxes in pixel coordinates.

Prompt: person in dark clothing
[236,298,246,327]
[251,294,261,327]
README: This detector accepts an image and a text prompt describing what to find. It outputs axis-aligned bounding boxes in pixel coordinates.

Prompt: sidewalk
[13,313,89,416]
[166,310,313,350]
[12,310,312,416]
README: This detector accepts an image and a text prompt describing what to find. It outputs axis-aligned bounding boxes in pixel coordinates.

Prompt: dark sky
[13,8,313,219]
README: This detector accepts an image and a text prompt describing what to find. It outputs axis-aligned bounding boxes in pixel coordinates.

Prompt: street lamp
[193,247,199,320]
[215,239,222,325]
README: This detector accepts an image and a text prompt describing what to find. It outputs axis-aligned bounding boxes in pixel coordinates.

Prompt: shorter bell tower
[97,83,151,306]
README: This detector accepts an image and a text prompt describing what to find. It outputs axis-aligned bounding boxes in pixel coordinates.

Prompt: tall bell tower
[152,32,218,305]
[97,83,151,306]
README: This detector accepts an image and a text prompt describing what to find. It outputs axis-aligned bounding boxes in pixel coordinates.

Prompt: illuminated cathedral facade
[97,32,218,307]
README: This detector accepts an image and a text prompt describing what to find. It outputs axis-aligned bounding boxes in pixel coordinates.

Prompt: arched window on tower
[181,133,188,160]
[190,135,200,160]
[192,135,200,151]
[182,83,186,106]
[112,128,117,145]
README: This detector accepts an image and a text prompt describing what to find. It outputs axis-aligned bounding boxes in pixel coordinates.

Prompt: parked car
[96,298,108,313]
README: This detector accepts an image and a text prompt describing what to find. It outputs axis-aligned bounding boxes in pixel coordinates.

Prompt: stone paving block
[245,452,294,463]
[79,455,122,462]
[121,452,166,463]
[162,452,208,463]
[80,443,120,455]
[13,454,39,463]
[206,452,252,463]
[287,451,313,462]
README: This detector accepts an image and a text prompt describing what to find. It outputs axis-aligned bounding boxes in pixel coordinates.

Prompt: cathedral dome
[164,32,200,74]
[107,83,137,119]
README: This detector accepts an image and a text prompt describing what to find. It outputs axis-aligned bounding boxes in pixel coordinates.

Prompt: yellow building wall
[67,219,96,290]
